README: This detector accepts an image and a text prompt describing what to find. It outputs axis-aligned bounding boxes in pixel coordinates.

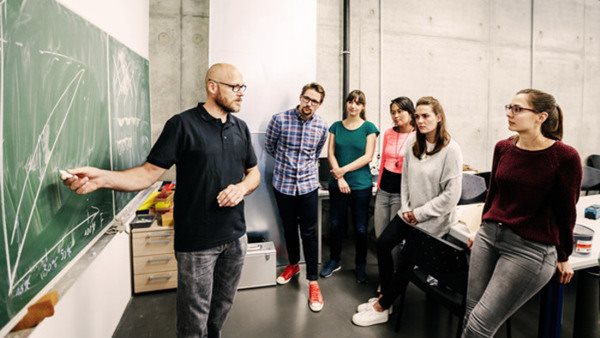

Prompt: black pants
[328,186,372,266]
[376,215,415,309]
[273,188,319,281]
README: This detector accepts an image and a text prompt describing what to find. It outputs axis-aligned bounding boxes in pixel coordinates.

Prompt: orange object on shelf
[161,211,174,227]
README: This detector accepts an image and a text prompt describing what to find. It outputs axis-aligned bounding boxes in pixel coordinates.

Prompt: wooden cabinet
[131,223,177,293]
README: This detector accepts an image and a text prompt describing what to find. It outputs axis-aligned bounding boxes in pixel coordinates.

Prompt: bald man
[62,63,260,338]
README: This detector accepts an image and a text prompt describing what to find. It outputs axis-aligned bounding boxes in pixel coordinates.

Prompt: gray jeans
[373,189,401,238]
[462,222,556,337]
[176,234,247,338]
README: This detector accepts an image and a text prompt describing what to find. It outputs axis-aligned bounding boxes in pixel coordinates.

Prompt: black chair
[458,173,487,205]
[393,225,511,338]
[586,154,600,169]
[474,171,491,190]
[582,166,600,195]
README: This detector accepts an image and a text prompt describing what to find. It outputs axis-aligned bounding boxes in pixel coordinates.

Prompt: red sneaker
[309,282,324,312]
[276,264,300,284]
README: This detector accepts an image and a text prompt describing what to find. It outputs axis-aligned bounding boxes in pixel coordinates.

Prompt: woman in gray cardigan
[352,96,463,327]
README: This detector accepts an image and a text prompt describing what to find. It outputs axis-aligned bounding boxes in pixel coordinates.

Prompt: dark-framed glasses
[301,95,321,106]
[209,79,247,93]
[505,104,538,115]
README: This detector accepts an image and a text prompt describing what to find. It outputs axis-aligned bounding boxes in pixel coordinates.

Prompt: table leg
[538,280,564,338]
[318,196,323,263]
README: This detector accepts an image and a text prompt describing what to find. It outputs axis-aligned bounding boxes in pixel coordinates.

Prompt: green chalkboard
[0,0,150,332]
[109,38,152,212]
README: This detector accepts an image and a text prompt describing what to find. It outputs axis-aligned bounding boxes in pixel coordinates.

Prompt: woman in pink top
[373,97,415,238]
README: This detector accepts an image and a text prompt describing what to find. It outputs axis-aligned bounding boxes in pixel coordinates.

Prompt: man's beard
[216,92,239,113]
[301,106,313,116]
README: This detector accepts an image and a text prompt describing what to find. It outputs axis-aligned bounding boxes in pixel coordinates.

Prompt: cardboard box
[238,242,276,289]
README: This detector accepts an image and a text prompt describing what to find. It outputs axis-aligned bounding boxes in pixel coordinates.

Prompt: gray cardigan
[399,135,463,237]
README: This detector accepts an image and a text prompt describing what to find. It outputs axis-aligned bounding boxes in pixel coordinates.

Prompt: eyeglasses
[209,79,247,93]
[505,104,538,115]
[301,95,321,106]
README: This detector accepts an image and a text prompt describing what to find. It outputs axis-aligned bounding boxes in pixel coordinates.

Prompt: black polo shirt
[147,103,257,251]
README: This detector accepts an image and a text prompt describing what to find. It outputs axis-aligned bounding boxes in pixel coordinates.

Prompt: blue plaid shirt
[265,107,328,196]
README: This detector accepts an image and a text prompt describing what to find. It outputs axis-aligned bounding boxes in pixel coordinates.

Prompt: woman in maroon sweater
[462,89,582,337]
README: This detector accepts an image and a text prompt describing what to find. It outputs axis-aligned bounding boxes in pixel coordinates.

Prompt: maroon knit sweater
[482,138,582,262]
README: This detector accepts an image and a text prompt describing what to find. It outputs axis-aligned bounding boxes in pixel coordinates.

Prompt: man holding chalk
[62,63,259,338]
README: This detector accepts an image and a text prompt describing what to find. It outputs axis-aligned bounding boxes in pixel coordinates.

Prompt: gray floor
[113,242,579,338]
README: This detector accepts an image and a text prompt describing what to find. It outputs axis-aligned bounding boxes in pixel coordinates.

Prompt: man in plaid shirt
[265,83,328,312]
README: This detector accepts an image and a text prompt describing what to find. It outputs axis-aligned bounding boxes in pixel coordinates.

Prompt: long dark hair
[516,89,563,141]
[390,96,415,127]
[343,90,366,120]
[412,96,450,158]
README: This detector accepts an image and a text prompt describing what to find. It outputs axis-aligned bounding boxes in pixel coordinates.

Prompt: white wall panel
[209,0,317,133]
[30,234,131,338]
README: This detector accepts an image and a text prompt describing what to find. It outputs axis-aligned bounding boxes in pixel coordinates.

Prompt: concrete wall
[150,0,209,180]
[314,0,600,170]
[150,0,600,171]
[150,0,209,139]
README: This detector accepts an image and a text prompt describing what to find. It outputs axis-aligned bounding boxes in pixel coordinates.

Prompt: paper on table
[457,203,485,235]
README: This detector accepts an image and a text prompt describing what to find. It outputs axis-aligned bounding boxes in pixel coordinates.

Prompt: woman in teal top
[320,90,379,283]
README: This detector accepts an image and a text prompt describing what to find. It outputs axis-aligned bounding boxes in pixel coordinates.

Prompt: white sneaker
[352,306,389,327]
[357,298,392,314]
[356,298,378,312]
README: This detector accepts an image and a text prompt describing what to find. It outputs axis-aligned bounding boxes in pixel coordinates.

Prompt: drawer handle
[148,274,172,281]
[146,234,171,239]
[147,257,172,264]
[146,239,170,245]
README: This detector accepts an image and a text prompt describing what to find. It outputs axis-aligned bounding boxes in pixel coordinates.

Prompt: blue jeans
[463,222,556,337]
[176,235,247,338]
[273,188,319,280]
[328,186,372,265]
[373,189,401,238]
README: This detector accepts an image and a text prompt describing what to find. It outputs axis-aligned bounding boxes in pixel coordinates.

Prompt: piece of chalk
[59,170,74,180]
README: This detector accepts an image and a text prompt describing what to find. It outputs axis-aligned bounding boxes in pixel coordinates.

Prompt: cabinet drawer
[134,271,178,293]
[133,254,177,275]
[132,231,174,256]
